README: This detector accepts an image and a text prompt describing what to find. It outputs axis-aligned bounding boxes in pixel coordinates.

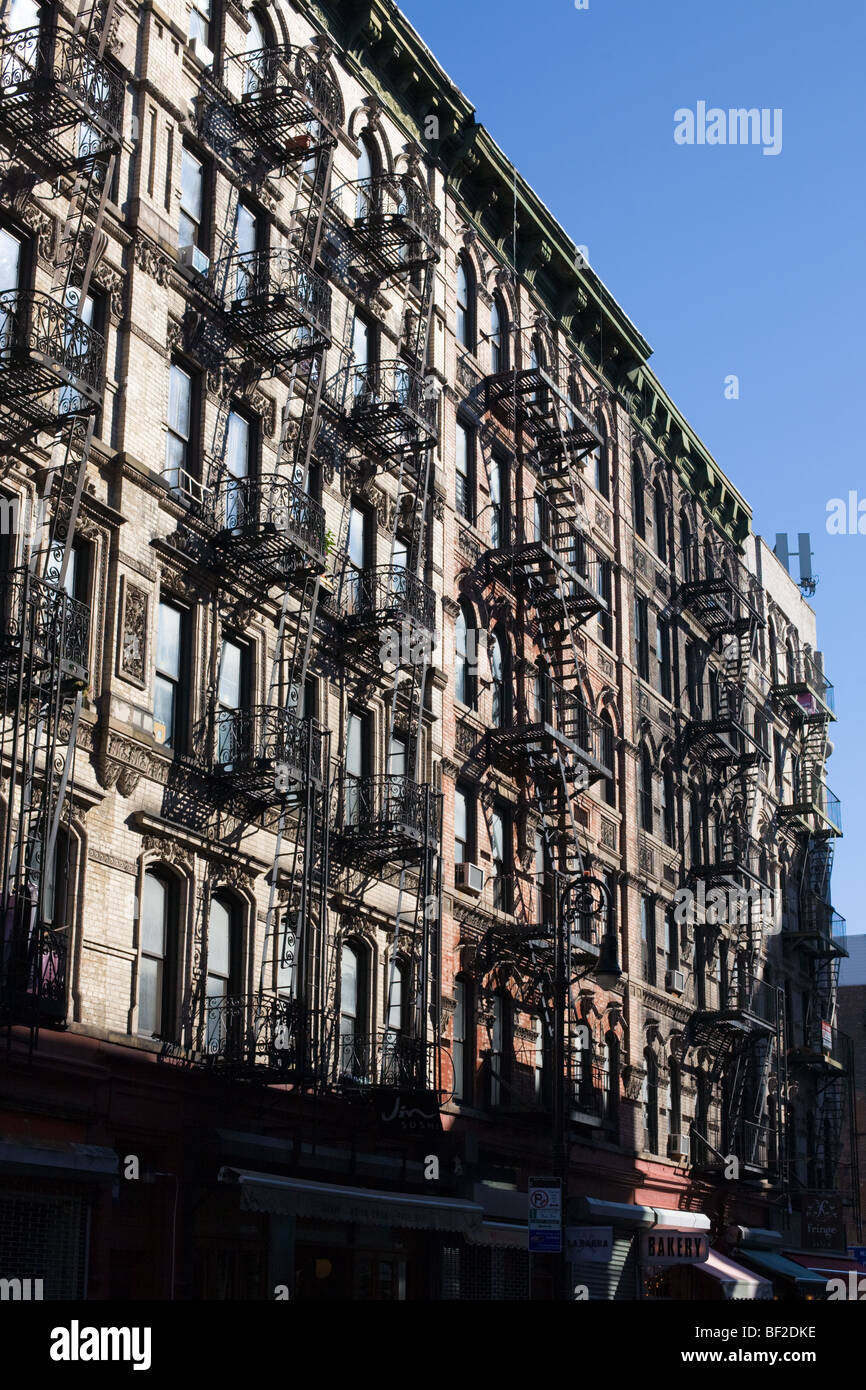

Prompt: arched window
[339,940,369,1077]
[489,449,507,548]
[662,766,676,846]
[653,483,668,563]
[491,629,509,727]
[355,134,379,219]
[243,9,272,92]
[632,460,646,539]
[456,255,475,350]
[644,1049,659,1153]
[639,747,653,832]
[489,295,507,372]
[206,892,242,1053]
[455,603,476,708]
[680,514,693,582]
[139,868,178,1039]
[600,710,616,806]
[593,419,610,499]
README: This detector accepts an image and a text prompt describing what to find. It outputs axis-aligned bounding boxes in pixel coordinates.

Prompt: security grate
[0,1180,89,1299]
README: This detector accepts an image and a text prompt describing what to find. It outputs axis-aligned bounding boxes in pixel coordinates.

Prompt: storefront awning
[465,1221,528,1250]
[218,1167,484,1233]
[697,1249,772,1299]
[738,1246,827,1291]
[0,1139,119,1181]
[574,1196,710,1231]
[784,1252,866,1278]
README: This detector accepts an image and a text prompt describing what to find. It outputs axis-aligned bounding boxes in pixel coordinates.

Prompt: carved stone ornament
[133,234,171,287]
[141,834,195,872]
[117,577,149,687]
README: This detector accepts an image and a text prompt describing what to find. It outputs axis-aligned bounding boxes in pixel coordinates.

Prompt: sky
[396,0,866,933]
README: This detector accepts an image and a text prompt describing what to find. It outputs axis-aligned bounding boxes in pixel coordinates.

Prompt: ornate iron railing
[0,290,105,409]
[330,172,440,253]
[337,1031,425,1088]
[0,567,90,681]
[215,248,331,348]
[338,774,441,848]
[0,24,124,141]
[322,358,438,455]
[199,992,302,1070]
[213,474,326,567]
[502,678,612,777]
[342,564,436,635]
[494,500,609,598]
[712,973,777,1025]
[0,898,68,1024]
[211,707,325,786]
[227,43,341,138]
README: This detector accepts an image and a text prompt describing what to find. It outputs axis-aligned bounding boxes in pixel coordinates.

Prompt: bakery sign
[640,1229,709,1265]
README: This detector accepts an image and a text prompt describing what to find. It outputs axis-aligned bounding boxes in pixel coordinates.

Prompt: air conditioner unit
[178,244,210,277]
[668,1133,690,1163]
[665,968,685,997]
[188,36,214,68]
[455,862,484,896]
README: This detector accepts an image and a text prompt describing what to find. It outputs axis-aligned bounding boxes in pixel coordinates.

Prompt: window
[455,419,474,521]
[653,483,668,563]
[206,894,240,1052]
[217,637,249,763]
[600,711,616,807]
[644,1050,659,1152]
[339,942,368,1074]
[453,976,473,1103]
[60,289,101,417]
[489,992,510,1106]
[594,424,610,499]
[165,362,194,486]
[597,560,613,648]
[456,255,474,350]
[632,461,646,539]
[178,148,204,249]
[491,629,509,728]
[224,407,253,527]
[533,1016,546,1103]
[62,539,90,605]
[489,450,507,548]
[634,594,649,680]
[344,709,370,825]
[455,603,476,708]
[243,10,269,93]
[7,0,41,30]
[641,896,656,985]
[350,310,375,395]
[690,789,702,866]
[655,617,671,700]
[139,869,177,1039]
[490,807,511,913]
[154,600,186,750]
[662,767,675,847]
[454,785,474,866]
[534,828,552,926]
[355,135,379,218]
[385,959,406,1035]
[0,225,22,296]
[680,515,693,581]
[664,906,678,972]
[189,0,212,48]
[345,502,371,612]
[669,1058,682,1138]
[233,202,260,300]
[602,1032,619,1123]
[639,747,653,832]
[489,294,506,372]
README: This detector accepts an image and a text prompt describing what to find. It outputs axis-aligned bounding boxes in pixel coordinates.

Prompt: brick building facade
[0,0,857,1300]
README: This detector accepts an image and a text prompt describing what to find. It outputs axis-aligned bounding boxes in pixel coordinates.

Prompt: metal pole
[553,875,569,1300]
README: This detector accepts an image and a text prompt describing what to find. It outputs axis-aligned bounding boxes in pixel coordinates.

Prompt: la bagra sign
[640,1230,709,1265]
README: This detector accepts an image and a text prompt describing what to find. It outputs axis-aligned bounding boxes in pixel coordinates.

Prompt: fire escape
[0,0,121,1047]
[773,658,855,1222]
[162,38,341,1085]
[472,347,615,1122]
[678,542,784,1183]
[323,163,443,1098]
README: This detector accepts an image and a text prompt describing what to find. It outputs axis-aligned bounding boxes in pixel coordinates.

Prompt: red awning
[784,1252,866,1277]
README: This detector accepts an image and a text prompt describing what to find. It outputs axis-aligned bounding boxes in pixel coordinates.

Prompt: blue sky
[396,0,866,932]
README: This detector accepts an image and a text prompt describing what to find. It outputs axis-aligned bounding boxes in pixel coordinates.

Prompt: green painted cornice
[296,0,751,547]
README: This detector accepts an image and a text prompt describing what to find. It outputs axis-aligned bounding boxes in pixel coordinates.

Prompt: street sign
[640,1230,709,1265]
[529,1176,562,1254]
[567,1225,613,1263]
[803,1194,845,1250]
